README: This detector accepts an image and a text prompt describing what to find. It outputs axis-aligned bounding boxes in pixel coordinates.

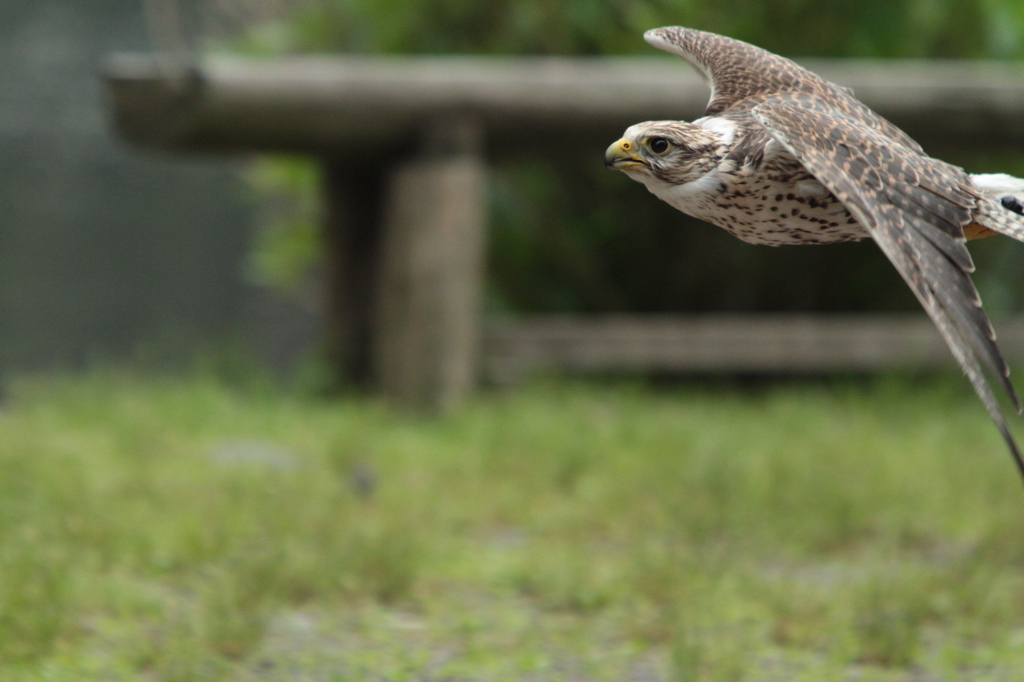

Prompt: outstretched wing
[645,26,924,153]
[752,94,1024,476]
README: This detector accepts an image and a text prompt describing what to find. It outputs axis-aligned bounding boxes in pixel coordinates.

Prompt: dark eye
[648,137,670,154]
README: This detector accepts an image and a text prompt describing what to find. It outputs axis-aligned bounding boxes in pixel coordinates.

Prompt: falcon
[606,27,1024,479]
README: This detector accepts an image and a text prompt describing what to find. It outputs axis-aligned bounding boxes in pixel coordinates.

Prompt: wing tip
[998,358,1021,413]
[996,421,1024,487]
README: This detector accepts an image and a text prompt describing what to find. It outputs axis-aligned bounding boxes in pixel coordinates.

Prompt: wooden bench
[105,55,1024,409]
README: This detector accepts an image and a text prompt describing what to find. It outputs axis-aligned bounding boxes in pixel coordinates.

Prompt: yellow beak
[604,138,644,170]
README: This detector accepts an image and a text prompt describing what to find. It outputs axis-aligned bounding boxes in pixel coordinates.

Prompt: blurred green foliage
[234,0,1024,315]
[238,0,1023,58]
[242,157,322,295]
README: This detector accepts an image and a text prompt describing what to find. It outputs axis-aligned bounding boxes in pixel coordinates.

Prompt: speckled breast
[673,175,870,246]
[703,192,869,245]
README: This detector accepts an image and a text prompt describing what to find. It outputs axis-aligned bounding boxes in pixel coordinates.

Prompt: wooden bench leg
[372,118,487,412]
[321,158,386,388]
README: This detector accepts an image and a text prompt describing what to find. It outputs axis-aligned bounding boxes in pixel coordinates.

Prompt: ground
[2,371,1024,680]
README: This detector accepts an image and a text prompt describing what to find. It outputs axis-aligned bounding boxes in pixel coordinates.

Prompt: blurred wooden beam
[105,55,1024,155]
[483,314,1024,384]
[372,117,487,412]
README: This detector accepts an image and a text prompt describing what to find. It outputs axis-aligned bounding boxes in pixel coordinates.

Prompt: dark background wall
[0,0,254,370]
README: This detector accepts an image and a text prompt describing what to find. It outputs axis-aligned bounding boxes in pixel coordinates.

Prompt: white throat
[647,173,726,215]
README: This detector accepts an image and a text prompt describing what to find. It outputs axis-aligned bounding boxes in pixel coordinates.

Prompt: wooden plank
[372,118,487,412]
[483,314,1024,383]
[105,55,1024,154]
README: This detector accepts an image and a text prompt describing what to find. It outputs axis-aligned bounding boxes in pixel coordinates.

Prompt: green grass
[2,371,1024,680]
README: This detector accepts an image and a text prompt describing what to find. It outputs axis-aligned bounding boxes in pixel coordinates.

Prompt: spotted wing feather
[645,26,925,153]
[753,95,1024,476]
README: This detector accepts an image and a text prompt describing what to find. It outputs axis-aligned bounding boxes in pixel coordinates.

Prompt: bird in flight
[606,27,1024,479]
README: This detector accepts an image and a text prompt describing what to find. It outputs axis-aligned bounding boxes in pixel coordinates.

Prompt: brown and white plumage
[606,26,1024,479]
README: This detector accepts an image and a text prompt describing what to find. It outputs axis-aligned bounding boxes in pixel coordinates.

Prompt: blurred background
[5,0,1024,381]
[6,2,1024,677]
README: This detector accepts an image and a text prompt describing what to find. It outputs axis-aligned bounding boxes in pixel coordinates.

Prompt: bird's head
[605,121,725,188]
